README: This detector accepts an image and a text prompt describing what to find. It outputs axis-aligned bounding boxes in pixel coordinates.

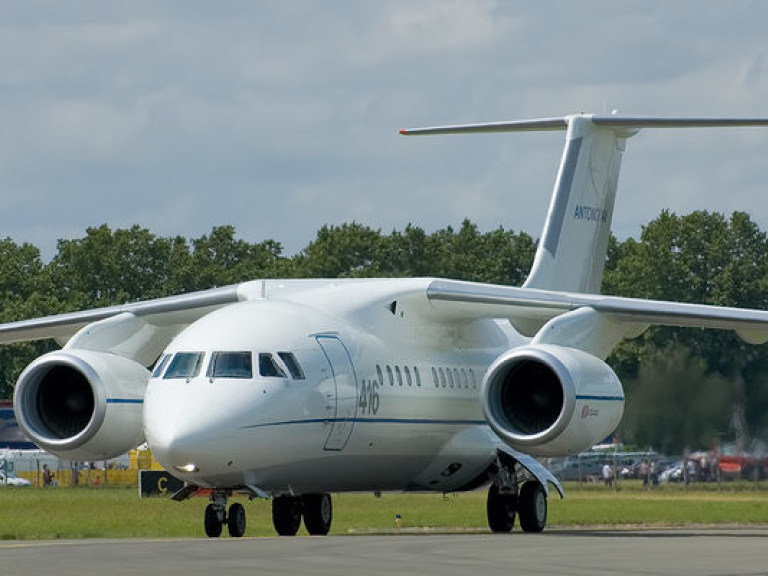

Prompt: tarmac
[3,528,767,575]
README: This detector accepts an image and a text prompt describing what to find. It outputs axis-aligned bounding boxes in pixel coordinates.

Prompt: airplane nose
[147,416,205,470]
[144,383,238,473]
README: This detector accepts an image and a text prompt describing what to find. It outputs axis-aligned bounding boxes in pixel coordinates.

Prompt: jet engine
[13,349,149,461]
[481,344,624,456]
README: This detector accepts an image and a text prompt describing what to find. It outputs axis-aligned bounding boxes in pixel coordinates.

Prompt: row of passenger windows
[375,364,422,387]
[152,351,305,381]
[374,364,479,390]
[431,366,479,390]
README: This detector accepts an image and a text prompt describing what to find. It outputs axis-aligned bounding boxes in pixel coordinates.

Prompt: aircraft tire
[272,496,303,536]
[204,503,223,538]
[486,484,516,533]
[227,502,247,537]
[518,481,547,533]
[303,493,333,535]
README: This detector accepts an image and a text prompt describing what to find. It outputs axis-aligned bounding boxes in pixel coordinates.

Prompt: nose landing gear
[204,491,247,538]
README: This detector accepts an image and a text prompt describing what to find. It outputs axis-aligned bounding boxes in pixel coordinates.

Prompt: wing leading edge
[426,279,768,345]
[0,284,244,346]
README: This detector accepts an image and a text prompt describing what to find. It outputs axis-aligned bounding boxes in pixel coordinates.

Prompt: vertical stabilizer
[400,114,768,295]
[523,116,626,293]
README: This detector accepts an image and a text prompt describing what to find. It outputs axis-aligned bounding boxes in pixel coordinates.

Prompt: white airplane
[5,113,768,538]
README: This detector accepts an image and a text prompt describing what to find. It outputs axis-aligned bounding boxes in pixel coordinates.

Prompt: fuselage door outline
[316,335,359,451]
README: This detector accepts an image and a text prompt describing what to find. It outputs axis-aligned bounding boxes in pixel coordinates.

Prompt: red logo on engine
[582,405,590,419]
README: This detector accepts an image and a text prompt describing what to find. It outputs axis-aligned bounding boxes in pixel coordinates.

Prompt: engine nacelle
[13,349,149,461]
[481,344,624,456]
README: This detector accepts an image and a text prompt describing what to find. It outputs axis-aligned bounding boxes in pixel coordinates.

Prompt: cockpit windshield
[207,351,253,379]
[163,352,204,380]
[152,354,171,378]
[154,350,306,382]
[259,353,287,378]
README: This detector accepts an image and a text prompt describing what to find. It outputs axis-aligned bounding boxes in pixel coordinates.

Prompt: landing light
[174,463,199,473]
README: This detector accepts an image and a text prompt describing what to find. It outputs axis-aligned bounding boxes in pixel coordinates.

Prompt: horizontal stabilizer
[400,115,768,137]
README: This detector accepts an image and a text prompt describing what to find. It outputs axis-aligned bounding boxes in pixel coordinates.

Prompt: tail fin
[524,115,625,293]
[401,115,768,294]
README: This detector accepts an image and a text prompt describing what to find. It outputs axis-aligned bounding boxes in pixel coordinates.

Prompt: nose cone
[144,379,253,478]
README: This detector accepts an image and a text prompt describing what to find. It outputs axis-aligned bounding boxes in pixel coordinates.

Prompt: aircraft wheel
[272,496,303,536]
[518,481,547,533]
[303,493,333,535]
[204,503,223,538]
[227,502,247,537]
[486,483,516,533]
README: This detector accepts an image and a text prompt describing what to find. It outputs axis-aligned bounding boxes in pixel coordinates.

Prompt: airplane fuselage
[144,279,525,494]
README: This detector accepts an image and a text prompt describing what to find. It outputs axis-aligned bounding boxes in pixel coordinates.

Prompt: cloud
[2,2,768,262]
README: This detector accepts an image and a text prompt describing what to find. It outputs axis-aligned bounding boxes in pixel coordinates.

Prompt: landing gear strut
[203,491,248,538]
[487,452,548,534]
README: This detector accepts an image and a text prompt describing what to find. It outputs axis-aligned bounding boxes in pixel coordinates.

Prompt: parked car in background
[0,471,31,486]
[658,462,683,483]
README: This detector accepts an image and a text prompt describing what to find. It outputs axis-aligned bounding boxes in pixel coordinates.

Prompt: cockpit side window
[207,352,253,379]
[164,352,204,380]
[152,354,171,378]
[278,352,305,380]
[259,353,287,378]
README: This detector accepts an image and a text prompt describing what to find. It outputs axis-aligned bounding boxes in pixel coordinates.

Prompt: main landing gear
[202,491,333,537]
[486,453,548,534]
[273,493,333,536]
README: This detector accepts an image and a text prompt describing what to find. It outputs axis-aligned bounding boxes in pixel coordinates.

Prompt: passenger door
[316,335,358,451]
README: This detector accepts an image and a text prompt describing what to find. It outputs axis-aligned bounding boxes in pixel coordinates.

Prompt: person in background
[42,463,54,486]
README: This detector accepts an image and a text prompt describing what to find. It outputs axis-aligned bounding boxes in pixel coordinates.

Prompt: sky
[3,1,768,261]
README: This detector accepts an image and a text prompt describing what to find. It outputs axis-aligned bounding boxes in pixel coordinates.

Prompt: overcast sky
[3,1,768,261]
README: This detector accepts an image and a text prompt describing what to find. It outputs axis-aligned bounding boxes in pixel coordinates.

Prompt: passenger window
[439,368,446,388]
[395,366,403,386]
[386,365,394,386]
[447,369,454,388]
[469,368,477,389]
[152,354,171,378]
[164,352,204,380]
[404,366,412,387]
[259,353,286,378]
[278,352,305,380]
[432,367,439,388]
[453,369,461,389]
[376,364,385,386]
[414,367,422,387]
[461,369,469,389]
[207,352,253,379]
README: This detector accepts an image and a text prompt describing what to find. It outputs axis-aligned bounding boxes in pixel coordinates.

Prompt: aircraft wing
[0,285,243,346]
[0,284,251,367]
[426,279,768,345]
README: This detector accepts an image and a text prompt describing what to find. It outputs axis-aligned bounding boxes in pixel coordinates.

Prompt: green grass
[1,482,768,540]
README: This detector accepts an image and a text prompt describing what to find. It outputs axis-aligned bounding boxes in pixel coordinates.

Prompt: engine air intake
[500,359,563,435]
[481,344,624,456]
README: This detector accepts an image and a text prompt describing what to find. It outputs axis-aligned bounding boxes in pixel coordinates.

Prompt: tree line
[2,211,767,454]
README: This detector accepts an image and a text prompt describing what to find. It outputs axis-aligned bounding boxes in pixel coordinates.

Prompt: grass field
[1,481,768,540]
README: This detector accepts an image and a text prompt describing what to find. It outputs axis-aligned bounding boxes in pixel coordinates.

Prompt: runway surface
[3,528,767,576]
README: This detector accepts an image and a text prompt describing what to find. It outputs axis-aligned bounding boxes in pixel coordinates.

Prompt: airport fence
[1,448,163,487]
